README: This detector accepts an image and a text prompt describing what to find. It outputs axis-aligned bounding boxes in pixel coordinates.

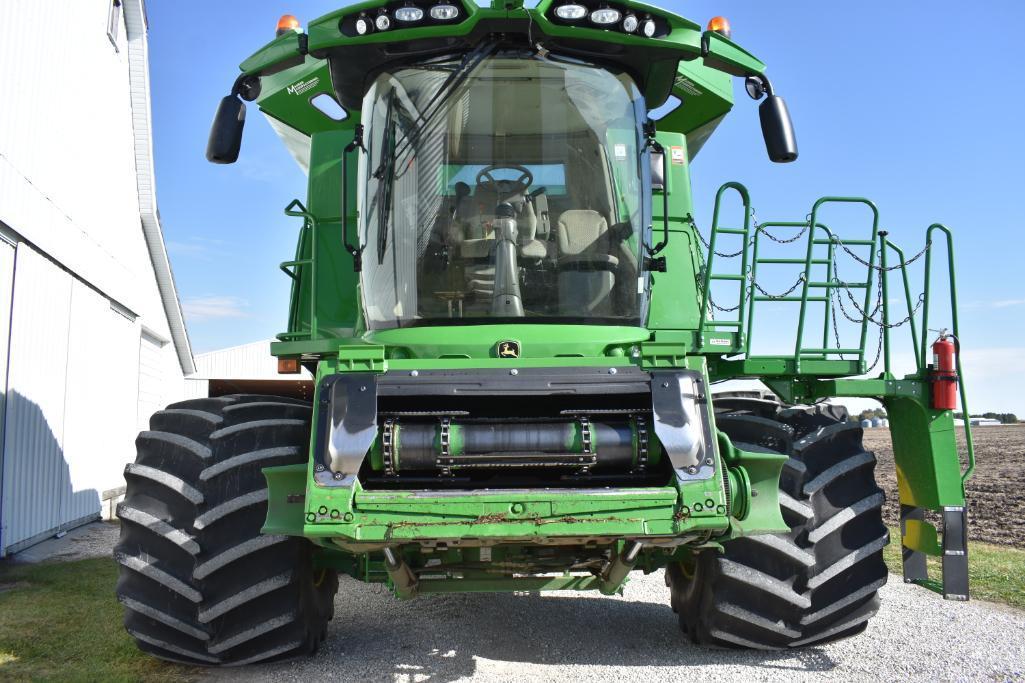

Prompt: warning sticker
[670,146,685,165]
[614,143,627,161]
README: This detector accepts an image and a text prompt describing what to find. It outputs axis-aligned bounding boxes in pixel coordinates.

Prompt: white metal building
[0,0,194,555]
[186,340,314,401]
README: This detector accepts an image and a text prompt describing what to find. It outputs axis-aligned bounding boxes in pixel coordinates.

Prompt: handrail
[281,199,319,341]
[922,224,976,483]
[747,220,833,358]
[882,237,921,370]
[799,197,880,361]
[878,231,891,376]
[698,182,751,345]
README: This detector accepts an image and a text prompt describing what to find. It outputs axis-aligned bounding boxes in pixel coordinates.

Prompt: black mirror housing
[206,96,246,164]
[759,95,798,163]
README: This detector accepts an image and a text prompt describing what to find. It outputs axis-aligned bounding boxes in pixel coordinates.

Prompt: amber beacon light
[276,14,301,36]
[707,15,731,39]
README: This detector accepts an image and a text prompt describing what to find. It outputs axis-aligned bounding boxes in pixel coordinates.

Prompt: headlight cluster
[548,3,668,38]
[341,1,463,37]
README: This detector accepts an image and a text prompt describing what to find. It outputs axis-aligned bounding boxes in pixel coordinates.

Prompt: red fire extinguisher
[930,330,958,411]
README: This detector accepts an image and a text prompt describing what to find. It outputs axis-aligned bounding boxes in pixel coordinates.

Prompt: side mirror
[206,96,246,164]
[746,76,798,164]
[759,95,798,163]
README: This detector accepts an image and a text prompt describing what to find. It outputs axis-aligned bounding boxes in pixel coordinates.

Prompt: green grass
[0,558,195,682]
[883,528,1025,610]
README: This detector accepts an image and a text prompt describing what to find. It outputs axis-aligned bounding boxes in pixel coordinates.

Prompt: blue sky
[148,1,1024,413]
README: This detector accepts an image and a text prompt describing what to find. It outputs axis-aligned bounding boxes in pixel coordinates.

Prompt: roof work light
[276,14,301,36]
[707,16,731,39]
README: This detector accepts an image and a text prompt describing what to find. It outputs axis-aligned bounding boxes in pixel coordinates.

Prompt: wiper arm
[391,40,498,164]
[372,42,497,265]
[376,96,397,264]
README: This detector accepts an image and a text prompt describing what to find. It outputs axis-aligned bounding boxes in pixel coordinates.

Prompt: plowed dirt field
[864,425,1025,548]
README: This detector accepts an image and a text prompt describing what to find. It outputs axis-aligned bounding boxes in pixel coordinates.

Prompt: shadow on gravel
[235,576,837,682]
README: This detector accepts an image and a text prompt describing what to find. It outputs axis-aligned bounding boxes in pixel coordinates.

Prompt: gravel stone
[211,571,1025,682]
[8,521,120,564]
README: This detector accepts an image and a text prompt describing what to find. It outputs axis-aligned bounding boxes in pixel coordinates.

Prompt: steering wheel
[475,164,533,201]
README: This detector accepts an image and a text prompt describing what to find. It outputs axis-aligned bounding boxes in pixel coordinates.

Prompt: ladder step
[753,296,828,302]
[706,321,743,328]
[280,259,313,267]
[714,228,748,235]
[709,274,746,281]
[800,348,863,355]
[756,258,829,265]
[807,281,869,289]
[813,238,874,246]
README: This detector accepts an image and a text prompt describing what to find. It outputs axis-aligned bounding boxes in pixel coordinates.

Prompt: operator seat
[556,210,618,315]
[448,189,547,299]
[453,189,543,254]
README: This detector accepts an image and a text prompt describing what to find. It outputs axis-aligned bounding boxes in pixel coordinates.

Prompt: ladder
[277,199,320,342]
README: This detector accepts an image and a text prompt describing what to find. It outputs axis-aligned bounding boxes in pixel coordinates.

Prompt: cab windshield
[358,51,649,329]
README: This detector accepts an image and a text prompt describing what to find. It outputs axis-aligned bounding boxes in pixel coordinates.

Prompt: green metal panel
[256,61,345,137]
[278,130,362,342]
[646,133,704,333]
[885,397,965,509]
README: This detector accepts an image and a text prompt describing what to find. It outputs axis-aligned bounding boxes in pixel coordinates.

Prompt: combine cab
[115,2,975,665]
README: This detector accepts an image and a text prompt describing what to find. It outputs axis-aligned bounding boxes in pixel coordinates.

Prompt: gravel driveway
[213,571,1025,682]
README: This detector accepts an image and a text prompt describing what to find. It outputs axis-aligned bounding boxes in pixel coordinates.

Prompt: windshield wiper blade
[373,42,498,265]
[376,95,397,264]
[390,40,498,164]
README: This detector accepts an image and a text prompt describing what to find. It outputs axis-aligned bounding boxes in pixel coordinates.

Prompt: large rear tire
[668,403,889,649]
[115,394,337,666]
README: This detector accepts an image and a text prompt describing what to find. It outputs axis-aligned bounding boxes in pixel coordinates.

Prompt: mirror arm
[230,73,262,102]
[341,125,367,272]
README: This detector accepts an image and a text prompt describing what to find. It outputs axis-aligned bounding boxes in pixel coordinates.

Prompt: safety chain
[438,417,452,477]
[866,321,884,374]
[382,418,396,476]
[828,248,926,374]
[751,207,811,244]
[831,248,925,329]
[635,414,649,473]
[829,291,845,357]
[693,225,748,258]
[710,298,742,313]
[752,272,806,299]
[837,284,925,330]
[832,235,930,272]
[760,224,809,243]
[864,263,886,373]
[695,208,813,259]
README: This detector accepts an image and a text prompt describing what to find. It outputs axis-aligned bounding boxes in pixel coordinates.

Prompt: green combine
[115,1,976,665]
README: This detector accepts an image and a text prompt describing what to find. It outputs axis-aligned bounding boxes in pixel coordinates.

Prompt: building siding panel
[0,242,15,542]
[60,280,141,528]
[0,244,73,554]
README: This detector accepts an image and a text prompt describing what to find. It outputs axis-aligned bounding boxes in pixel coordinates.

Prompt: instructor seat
[555,210,618,315]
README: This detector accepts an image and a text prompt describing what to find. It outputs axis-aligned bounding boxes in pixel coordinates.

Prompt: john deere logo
[497,341,520,359]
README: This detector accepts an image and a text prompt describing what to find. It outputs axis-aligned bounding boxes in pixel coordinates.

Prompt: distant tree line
[857,408,887,422]
[953,412,1019,424]
[844,408,1020,424]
